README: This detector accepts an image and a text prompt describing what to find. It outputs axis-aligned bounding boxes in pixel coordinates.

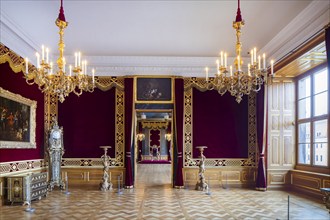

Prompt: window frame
[295,63,329,174]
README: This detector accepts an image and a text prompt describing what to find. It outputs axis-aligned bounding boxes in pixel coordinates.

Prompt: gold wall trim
[183,77,257,167]
[95,76,124,91]
[0,44,26,74]
[115,88,125,167]
[142,121,169,129]
[0,159,46,176]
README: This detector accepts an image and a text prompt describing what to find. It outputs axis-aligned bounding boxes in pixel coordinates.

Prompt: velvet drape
[174,78,184,187]
[255,85,267,191]
[124,78,134,187]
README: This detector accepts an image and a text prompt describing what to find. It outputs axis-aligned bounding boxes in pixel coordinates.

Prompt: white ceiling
[1,0,329,76]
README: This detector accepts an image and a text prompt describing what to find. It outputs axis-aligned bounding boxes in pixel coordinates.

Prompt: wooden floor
[0,164,329,220]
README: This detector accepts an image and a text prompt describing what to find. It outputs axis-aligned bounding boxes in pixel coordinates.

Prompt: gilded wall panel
[271,115,280,130]
[283,135,293,165]
[292,174,321,191]
[271,83,280,110]
[271,136,279,165]
[283,81,294,111]
[183,78,257,168]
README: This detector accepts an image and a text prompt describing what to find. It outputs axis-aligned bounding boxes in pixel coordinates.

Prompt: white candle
[263,53,266,69]
[50,62,53,74]
[250,49,253,64]
[85,61,87,75]
[258,55,261,70]
[75,52,77,67]
[271,60,274,75]
[224,53,227,68]
[254,47,257,63]
[46,48,49,64]
[69,65,72,76]
[35,52,40,68]
[248,63,250,76]
[230,65,233,77]
[42,45,45,61]
[205,67,209,82]
[237,55,240,71]
[81,61,84,74]
[25,58,28,74]
[92,68,95,84]
[63,57,66,73]
[78,52,81,67]
[220,51,224,66]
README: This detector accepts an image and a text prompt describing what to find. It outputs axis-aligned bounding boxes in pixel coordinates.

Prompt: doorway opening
[134,110,173,188]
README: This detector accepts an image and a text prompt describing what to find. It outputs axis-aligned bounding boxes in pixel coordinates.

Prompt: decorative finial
[235,0,243,22]
[58,0,66,22]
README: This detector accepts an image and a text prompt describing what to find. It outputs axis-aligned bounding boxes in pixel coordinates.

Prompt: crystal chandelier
[205,0,274,103]
[24,0,95,103]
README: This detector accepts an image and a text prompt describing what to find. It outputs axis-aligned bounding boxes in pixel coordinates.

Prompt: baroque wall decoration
[183,77,257,167]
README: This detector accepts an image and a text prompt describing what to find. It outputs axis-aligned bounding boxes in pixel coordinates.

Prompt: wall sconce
[137,133,145,142]
[165,133,172,142]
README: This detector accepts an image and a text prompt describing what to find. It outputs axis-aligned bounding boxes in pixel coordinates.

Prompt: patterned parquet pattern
[0,164,329,220]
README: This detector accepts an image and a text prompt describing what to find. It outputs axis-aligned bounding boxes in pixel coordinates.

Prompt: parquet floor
[0,164,329,220]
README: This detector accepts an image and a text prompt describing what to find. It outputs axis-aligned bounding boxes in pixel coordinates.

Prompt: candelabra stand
[99,146,112,191]
[195,146,208,191]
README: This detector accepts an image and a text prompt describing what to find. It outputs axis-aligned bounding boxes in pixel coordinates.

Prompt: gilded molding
[115,88,125,167]
[141,121,169,129]
[95,76,124,91]
[0,43,26,74]
[183,78,257,167]
[0,159,46,176]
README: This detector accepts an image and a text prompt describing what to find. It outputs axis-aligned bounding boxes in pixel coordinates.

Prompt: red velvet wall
[192,88,248,158]
[58,88,116,158]
[0,62,45,162]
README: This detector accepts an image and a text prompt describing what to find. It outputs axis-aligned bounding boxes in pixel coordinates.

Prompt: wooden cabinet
[6,172,48,205]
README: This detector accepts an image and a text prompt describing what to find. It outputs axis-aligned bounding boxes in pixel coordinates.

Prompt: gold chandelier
[205,0,274,103]
[24,0,95,103]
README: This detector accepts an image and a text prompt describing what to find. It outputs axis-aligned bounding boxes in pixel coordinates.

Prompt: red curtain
[124,78,134,187]
[0,62,44,162]
[255,86,267,190]
[174,78,184,187]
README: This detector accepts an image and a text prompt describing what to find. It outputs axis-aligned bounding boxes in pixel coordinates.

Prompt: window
[297,67,328,167]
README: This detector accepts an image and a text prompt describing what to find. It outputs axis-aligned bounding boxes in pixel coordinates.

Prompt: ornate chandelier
[24,0,95,103]
[206,0,274,103]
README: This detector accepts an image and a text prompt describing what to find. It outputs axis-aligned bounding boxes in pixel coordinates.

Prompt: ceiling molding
[260,1,329,63]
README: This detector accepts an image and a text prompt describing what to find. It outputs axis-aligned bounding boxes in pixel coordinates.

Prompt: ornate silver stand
[100,146,112,191]
[195,146,208,191]
[47,121,65,191]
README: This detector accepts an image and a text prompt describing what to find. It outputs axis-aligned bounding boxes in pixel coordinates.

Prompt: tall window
[297,66,328,167]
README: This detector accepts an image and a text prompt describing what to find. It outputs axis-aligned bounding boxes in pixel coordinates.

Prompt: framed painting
[0,87,37,149]
[135,77,173,103]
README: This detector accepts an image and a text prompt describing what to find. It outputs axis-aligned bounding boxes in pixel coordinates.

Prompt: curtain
[174,78,184,187]
[255,85,267,191]
[124,78,134,187]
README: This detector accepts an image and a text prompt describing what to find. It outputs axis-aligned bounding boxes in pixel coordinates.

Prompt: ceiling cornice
[260,0,329,63]
[1,0,328,77]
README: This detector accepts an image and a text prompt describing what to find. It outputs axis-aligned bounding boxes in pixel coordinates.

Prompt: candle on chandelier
[75,53,77,67]
[250,49,253,65]
[220,51,224,66]
[237,55,240,71]
[78,52,81,67]
[263,53,266,69]
[216,59,220,74]
[205,67,209,82]
[63,57,66,73]
[35,52,40,69]
[81,61,84,74]
[46,48,49,64]
[50,62,53,74]
[254,47,257,63]
[230,65,233,77]
[42,45,45,61]
[84,61,87,75]
[92,68,95,84]
[224,53,227,68]
[25,58,28,74]
[271,60,274,75]
[258,55,261,70]
[69,65,72,76]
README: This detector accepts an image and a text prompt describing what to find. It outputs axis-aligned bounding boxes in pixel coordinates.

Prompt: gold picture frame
[134,76,174,103]
[0,87,37,149]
